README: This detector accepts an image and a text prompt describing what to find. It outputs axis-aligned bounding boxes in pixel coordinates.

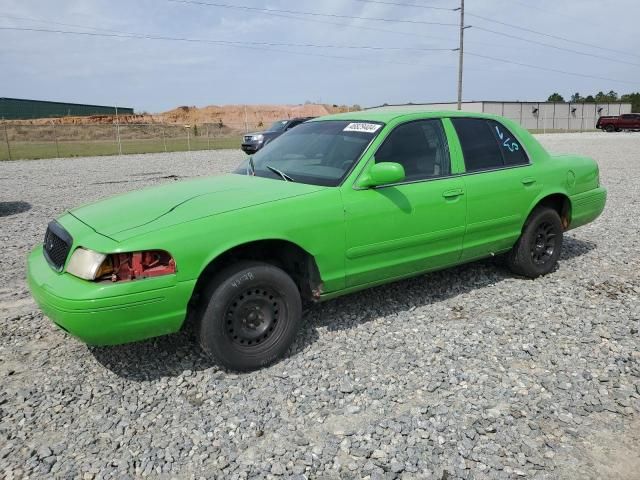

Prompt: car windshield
[235,120,383,187]
[266,120,288,132]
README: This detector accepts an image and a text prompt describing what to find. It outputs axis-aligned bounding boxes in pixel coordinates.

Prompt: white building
[368,101,632,131]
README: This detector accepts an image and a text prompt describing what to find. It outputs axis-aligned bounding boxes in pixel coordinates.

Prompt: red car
[596,113,640,132]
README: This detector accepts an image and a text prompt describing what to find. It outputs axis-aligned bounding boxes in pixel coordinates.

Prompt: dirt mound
[9,103,359,130]
[162,104,334,128]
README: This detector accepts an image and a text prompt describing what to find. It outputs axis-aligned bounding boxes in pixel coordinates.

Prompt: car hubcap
[531,221,556,265]
[225,288,281,347]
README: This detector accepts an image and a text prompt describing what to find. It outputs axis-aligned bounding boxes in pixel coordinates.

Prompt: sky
[1,0,639,113]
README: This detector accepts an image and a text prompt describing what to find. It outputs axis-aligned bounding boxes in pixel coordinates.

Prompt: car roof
[312,109,504,124]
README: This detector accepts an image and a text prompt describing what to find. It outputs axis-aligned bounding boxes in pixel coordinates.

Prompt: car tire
[507,207,563,279]
[604,124,615,132]
[198,261,302,372]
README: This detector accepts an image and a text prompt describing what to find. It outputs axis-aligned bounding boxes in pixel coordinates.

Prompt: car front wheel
[198,261,302,371]
[507,207,563,278]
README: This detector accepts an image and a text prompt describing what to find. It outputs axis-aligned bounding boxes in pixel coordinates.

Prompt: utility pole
[114,105,123,155]
[455,0,467,111]
[2,118,11,161]
[52,120,60,158]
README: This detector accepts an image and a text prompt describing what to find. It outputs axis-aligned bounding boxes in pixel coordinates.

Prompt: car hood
[70,174,325,241]
[246,130,279,137]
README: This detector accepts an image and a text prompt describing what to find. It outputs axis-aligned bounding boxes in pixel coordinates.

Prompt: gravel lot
[1,133,639,479]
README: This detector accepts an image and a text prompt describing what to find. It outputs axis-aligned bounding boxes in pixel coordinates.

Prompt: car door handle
[521,177,536,185]
[442,188,465,199]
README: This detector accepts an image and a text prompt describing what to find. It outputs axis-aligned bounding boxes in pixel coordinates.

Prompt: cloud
[0,0,638,111]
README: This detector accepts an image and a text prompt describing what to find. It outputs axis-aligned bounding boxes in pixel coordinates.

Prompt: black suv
[241,117,314,154]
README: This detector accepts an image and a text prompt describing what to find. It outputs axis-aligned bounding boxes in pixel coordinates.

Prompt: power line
[0,12,458,49]
[465,11,640,60]
[0,26,459,69]
[168,0,459,27]
[165,0,541,55]
[0,14,128,34]
[4,10,636,91]
[165,0,530,54]
[497,0,599,26]
[465,51,638,86]
[352,0,455,12]
[348,0,640,62]
[471,26,640,68]
[0,26,453,53]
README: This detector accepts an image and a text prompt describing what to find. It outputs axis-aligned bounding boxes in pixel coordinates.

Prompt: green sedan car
[28,110,606,371]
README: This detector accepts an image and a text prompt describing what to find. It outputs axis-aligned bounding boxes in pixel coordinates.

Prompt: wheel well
[190,240,323,310]
[534,194,571,230]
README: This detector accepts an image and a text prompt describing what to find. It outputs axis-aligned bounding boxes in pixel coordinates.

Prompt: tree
[584,95,595,103]
[570,92,582,102]
[621,92,640,112]
[547,93,565,102]
[594,91,612,102]
[607,90,619,101]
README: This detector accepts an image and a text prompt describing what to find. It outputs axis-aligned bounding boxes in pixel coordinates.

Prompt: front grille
[43,221,72,271]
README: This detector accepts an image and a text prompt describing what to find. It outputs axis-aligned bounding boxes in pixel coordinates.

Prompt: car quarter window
[451,117,528,172]
[375,119,451,182]
[487,120,529,166]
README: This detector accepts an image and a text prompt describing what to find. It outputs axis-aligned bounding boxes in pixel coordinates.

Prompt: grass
[0,129,606,161]
[0,136,241,161]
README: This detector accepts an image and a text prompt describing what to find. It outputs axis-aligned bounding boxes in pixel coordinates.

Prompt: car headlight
[251,134,264,142]
[66,248,176,282]
[66,248,107,280]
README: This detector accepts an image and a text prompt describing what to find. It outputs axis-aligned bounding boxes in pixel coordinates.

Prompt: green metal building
[0,97,134,120]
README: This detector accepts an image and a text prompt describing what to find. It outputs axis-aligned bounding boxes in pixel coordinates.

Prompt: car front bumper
[241,142,262,154]
[27,246,195,345]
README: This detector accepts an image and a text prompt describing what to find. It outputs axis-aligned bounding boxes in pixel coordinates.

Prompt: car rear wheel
[507,207,563,278]
[198,261,302,371]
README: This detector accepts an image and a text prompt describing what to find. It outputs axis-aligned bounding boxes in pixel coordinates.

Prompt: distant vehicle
[28,110,606,371]
[596,113,640,132]
[241,117,315,154]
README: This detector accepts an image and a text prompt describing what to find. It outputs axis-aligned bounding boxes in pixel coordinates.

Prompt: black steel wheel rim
[224,287,283,348]
[531,221,557,265]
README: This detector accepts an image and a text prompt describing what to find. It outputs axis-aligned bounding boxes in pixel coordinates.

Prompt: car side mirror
[357,162,405,188]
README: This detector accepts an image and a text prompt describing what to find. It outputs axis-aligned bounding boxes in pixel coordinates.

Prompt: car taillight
[97,250,176,282]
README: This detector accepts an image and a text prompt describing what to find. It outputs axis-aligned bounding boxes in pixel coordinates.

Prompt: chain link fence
[0,121,267,161]
[0,109,624,161]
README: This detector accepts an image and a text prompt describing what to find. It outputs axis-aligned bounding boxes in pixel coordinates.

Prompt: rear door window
[487,120,528,166]
[451,118,528,172]
[451,118,503,171]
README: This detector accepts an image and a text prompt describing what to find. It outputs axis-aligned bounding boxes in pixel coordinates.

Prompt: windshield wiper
[265,165,295,182]
[247,156,256,176]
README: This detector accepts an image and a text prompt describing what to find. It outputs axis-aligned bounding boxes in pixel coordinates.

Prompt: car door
[621,114,640,130]
[449,117,543,261]
[617,114,630,130]
[342,119,467,287]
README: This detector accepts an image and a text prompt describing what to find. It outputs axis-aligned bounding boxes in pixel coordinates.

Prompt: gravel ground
[1,133,639,479]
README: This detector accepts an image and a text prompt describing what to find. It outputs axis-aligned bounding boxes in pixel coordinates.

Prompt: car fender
[197,234,319,273]
[522,189,572,230]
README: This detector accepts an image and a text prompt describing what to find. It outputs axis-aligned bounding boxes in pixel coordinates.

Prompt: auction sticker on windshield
[343,122,382,133]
